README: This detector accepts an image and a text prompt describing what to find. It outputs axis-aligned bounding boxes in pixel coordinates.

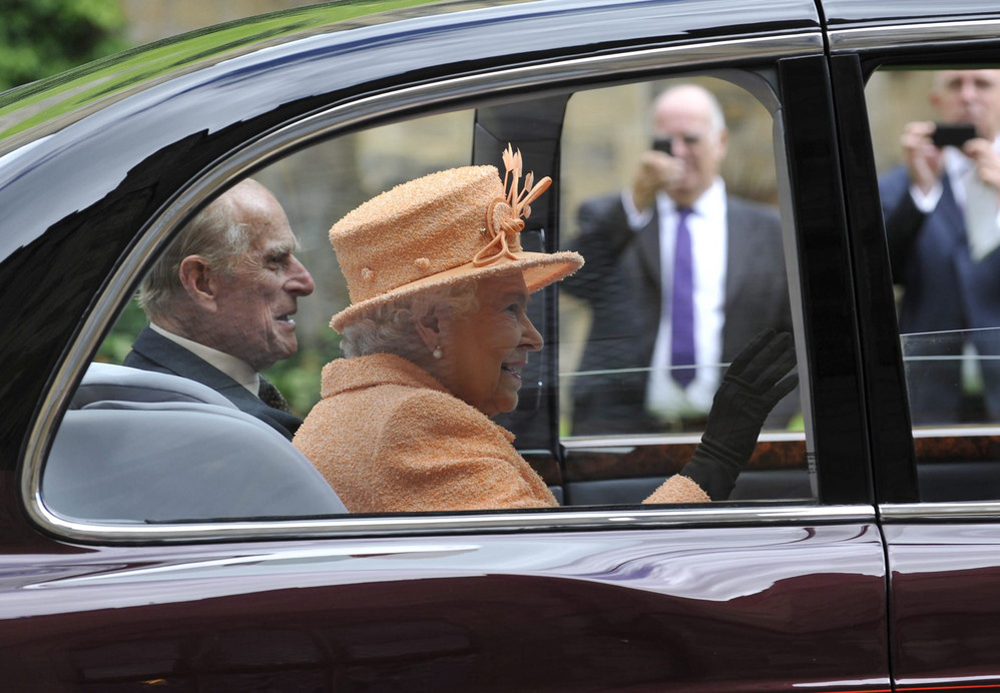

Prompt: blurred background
[1,0,937,418]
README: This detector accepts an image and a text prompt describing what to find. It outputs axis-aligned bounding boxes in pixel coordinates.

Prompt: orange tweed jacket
[293,353,708,513]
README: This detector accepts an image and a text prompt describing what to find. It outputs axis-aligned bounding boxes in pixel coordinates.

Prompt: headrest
[71,363,236,409]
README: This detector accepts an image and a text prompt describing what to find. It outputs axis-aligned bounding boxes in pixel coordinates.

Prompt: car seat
[43,363,347,522]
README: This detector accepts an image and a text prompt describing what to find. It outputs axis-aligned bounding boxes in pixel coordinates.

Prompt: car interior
[38,64,1000,525]
[39,72,816,523]
[44,363,347,522]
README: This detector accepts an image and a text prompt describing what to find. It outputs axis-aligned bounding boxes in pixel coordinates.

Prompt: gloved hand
[680,329,798,500]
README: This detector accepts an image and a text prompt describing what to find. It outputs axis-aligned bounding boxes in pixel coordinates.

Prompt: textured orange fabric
[294,353,709,512]
[328,165,582,332]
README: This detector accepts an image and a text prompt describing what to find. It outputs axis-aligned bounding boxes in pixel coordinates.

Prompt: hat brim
[330,250,584,332]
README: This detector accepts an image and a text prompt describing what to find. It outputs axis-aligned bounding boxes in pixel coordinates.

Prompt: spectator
[880,69,1000,424]
[563,84,794,434]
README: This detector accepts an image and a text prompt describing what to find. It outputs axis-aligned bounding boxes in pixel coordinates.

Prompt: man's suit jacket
[562,192,793,435]
[123,326,303,439]
[880,166,1000,423]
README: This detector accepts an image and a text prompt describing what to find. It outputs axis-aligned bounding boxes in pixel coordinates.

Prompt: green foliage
[0,0,127,92]
[95,298,148,364]
[0,0,446,138]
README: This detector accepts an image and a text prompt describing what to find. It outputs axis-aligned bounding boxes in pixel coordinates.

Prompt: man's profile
[125,178,315,439]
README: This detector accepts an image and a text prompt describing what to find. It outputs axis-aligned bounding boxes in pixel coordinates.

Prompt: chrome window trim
[23,30,823,543]
[829,18,1000,53]
[880,502,1000,522]
[563,430,805,450]
[912,425,1000,438]
[881,426,1000,521]
[37,505,873,544]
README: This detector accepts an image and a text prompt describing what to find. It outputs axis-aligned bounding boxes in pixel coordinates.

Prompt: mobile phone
[652,137,672,156]
[932,123,977,148]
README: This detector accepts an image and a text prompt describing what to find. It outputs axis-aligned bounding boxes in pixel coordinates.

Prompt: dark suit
[881,165,1000,424]
[562,192,793,435]
[124,326,303,439]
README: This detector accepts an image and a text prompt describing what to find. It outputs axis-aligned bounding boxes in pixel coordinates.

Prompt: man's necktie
[671,207,696,387]
[258,377,291,412]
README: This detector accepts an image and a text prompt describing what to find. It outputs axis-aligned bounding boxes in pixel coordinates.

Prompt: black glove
[680,329,798,500]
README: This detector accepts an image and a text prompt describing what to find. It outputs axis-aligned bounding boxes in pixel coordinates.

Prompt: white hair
[340,281,480,359]
[654,83,727,138]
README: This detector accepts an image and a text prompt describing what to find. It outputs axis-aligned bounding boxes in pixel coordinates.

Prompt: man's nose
[287,256,315,296]
[521,313,543,352]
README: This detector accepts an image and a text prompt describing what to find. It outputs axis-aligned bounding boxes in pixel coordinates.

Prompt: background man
[880,69,1000,424]
[563,83,793,435]
[126,178,315,439]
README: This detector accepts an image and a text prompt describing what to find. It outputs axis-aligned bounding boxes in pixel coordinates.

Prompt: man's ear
[717,127,729,158]
[929,90,943,112]
[178,256,219,311]
[413,307,441,352]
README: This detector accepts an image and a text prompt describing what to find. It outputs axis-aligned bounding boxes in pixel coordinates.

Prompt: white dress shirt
[622,178,728,419]
[150,323,260,395]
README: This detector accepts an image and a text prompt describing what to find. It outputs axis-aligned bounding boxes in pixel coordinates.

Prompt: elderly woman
[294,146,796,513]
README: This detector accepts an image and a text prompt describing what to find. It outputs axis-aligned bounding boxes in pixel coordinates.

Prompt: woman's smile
[431,273,543,417]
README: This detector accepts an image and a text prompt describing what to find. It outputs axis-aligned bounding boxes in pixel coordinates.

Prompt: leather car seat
[43,363,347,522]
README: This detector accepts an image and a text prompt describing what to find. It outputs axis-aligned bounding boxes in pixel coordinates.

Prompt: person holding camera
[880,69,1000,424]
[562,84,795,436]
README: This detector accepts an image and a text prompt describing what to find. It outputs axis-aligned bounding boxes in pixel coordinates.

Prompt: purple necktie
[671,207,696,387]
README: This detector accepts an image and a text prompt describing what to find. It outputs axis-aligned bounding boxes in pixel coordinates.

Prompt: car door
[825,1,1000,690]
[1,1,890,690]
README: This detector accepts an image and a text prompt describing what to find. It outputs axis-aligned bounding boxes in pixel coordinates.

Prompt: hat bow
[474,144,551,267]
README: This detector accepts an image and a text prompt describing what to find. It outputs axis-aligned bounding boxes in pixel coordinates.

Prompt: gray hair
[138,192,251,319]
[340,281,480,359]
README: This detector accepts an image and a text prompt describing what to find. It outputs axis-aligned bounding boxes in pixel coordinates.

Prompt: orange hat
[329,145,583,332]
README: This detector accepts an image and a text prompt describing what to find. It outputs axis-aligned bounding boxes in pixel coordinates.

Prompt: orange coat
[294,353,708,513]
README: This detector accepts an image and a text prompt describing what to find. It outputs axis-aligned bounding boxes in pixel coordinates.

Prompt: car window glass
[556,77,812,504]
[45,76,815,527]
[867,66,1000,502]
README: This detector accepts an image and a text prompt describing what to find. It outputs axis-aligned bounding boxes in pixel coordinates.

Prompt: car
[2,0,1000,690]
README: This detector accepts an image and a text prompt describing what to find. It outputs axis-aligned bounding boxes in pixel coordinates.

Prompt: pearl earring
[432,345,443,360]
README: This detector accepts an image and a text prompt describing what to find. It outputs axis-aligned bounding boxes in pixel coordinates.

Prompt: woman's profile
[293,146,796,512]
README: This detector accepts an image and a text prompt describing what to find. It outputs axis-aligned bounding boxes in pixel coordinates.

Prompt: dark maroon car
[2,0,1000,690]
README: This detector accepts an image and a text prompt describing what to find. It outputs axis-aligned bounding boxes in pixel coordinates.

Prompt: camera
[932,123,977,148]
[652,137,673,156]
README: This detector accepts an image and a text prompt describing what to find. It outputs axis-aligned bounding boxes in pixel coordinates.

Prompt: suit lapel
[130,327,248,397]
[939,176,968,246]
[723,198,751,313]
[127,326,302,439]
[635,207,663,289]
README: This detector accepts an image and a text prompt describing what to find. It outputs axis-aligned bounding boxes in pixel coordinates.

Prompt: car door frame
[1,1,892,690]
[825,2,1000,690]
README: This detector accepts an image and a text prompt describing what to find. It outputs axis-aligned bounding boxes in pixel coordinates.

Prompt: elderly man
[563,84,793,435]
[880,69,1000,425]
[125,178,315,439]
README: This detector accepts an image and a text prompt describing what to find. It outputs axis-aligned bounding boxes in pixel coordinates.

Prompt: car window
[867,66,1000,502]
[557,78,811,505]
[43,72,815,526]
